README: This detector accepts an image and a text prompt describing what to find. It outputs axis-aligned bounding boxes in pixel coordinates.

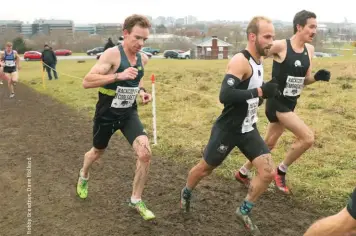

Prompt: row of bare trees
[0,29,111,52]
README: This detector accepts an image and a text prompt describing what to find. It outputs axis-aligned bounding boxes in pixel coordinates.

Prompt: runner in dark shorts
[235,10,331,195]
[75,14,156,221]
[180,16,280,235]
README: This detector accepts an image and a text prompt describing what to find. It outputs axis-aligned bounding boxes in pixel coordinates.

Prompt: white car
[178,50,191,59]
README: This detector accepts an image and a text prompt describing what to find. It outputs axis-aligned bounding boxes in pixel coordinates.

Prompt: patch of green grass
[19,56,356,213]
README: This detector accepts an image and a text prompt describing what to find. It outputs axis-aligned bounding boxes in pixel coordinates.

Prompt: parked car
[142,47,160,55]
[142,51,153,59]
[314,52,331,58]
[163,50,180,59]
[54,49,72,56]
[178,50,191,59]
[96,49,152,60]
[24,51,42,61]
[86,47,104,56]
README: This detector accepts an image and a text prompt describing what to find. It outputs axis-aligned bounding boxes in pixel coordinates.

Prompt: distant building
[95,23,122,36]
[175,18,185,26]
[0,20,22,34]
[154,16,166,26]
[74,24,96,35]
[32,19,74,36]
[184,15,197,25]
[21,24,33,37]
[194,36,232,59]
[318,24,328,32]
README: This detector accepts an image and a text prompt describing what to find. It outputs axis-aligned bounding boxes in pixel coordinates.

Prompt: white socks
[239,166,250,176]
[80,169,89,180]
[131,196,141,204]
[278,162,288,173]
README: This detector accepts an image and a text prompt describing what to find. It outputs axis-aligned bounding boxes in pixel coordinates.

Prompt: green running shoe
[76,169,89,199]
[129,200,156,220]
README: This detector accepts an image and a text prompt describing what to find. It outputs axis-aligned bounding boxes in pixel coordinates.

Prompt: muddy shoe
[129,200,155,221]
[274,172,291,194]
[236,208,261,236]
[235,171,251,188]
[180,187,192,212]
[76,169,89,199]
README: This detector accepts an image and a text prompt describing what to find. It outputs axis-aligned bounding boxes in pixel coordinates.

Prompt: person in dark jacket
[104,37,115,51]
[41,44,58,80]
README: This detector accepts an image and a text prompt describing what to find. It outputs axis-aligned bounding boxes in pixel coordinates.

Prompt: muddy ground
[0,83,326,236]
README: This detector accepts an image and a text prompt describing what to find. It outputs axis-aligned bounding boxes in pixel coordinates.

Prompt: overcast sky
[4,0,355,24]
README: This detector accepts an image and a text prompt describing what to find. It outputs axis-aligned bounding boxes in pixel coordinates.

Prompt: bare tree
[27,32,51,51]
[48,29,71,49]
[0,29,21,47]
[275,28,293,40]
[204,24,244,51]
[155,24,168,34]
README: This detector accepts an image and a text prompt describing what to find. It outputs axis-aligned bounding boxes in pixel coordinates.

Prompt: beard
[255,38,270,57]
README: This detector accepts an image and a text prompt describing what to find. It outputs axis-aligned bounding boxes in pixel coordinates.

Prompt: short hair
[293,10,316,33]
[6,42,12,47]
[123,14,151,33]
[246,16,272,39]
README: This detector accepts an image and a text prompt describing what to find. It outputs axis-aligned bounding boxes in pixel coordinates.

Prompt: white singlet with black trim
[241,52,264,133]
[216,49,264,134]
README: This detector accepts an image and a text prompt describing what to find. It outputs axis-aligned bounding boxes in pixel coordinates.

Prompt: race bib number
[241,97,259,133]
[4,60,15,67]
[111,86,139,109]
[283,75,305,97]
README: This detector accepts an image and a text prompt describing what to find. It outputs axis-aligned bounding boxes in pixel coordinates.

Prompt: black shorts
[203,123,270,166]
[92,111,146,149]
[3,67,16,74]
[265,97,297,123]
[347,187,356,220]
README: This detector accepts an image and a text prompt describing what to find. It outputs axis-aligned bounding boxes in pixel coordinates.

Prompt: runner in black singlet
[75,14,156,221]
[180,16,280,235]
[235,10,331,195]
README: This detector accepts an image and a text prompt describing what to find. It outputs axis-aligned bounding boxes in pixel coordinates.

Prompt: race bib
[241,97,259,133]
[111,86,139,109]
[4,60,15,67]
[283,75,305,97]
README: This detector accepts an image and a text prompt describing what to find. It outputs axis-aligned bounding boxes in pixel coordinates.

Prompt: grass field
[19,55,356,213]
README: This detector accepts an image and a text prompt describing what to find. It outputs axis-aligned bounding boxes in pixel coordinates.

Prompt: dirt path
[0,83,325,236]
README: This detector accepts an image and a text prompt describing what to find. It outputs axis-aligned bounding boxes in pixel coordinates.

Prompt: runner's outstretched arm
[264,39,284,59]
[83,48,138,89]
[82,48,119,89]
[219,54,261,104]
[219,54,280,104]
[304,44,331,85]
